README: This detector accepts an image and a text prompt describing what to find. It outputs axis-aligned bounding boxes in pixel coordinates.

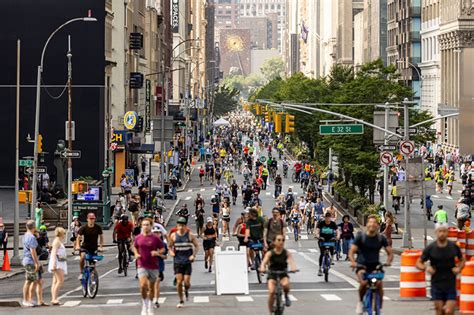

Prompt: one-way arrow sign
[25,166,47,174]
[396,127,418,135]
[60,150,81,159]
[378,145,397,151]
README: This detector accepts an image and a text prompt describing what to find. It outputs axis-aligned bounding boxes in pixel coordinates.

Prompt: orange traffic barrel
[460,261,474,313]
[449,227,459,242]
[466,231,474,260]
[400,249,426,298]
[459,230,467,256]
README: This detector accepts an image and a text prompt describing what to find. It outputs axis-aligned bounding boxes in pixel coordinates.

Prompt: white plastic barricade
[215,246,249,295]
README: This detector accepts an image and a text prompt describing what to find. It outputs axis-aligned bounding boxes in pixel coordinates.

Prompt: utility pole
[12,39,21,265]
[160,64,166,200]
[383,102,389,211]
[402,97,412,248]
[66,36,73,241]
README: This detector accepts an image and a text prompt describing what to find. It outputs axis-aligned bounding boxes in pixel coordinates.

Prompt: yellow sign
[123,111,138,130]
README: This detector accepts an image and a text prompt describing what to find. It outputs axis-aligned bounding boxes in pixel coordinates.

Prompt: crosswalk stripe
[193,296,210,303]
[158,297,167,304]
[446,195,453,200]
[62,301,81,307]
[106,299,123,304]
[188,189,193,192]
[185,196,192,200]
[308,249,318,253]
[320,294,342,301]
[300,235,308,240]
[200,188,205,192]
[288,294,298,301]
[236,296,254,302]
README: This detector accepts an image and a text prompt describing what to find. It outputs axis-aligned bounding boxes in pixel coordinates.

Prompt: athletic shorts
[174,263,192,275]
[431,286,457,301]
[267,271,288,281]
[203,239,216,250]
[137,268,159,282]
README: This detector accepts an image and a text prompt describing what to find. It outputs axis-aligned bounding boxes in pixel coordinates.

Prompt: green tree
[260,57,285,82]
[213,85,239,116]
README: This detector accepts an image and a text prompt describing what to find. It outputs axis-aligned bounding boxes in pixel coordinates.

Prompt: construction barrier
[449,227,459,243]
[460,260,474,313]
[459,230,467,257]
[467,231,474,261]
[400,249,426,298]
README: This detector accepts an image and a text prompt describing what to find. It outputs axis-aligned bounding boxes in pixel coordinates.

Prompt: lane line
[299,252,359,288]
[193,296,210,303]
[200,188,205,192]
[308,249,318,253]
[187,189,193,192]
[62,300,82,307]
[158,297,166,304]
[288,294,298,301]
[236,296,254,302]
[106,299,123,304]
[185,196,192,200]
[320,294,342,301]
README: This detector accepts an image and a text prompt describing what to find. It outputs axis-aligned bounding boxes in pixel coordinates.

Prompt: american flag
[301,20,309,43]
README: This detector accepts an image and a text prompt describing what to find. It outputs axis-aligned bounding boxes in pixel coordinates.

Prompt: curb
[0,270,24,281]
[164,198,181,227]
[0,300,21,307]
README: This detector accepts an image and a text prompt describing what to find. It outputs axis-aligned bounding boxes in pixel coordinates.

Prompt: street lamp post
[30,14,97,212]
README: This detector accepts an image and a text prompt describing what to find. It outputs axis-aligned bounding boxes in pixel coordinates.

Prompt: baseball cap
[177,217,187,225]
[206,217,213,223]
[87,213,96,219]
[39,225,47,231]
[435,222,449,231]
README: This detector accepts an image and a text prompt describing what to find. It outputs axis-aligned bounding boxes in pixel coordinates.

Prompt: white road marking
[193,296,210,303]
[212,188,216,191]
[266,192,271,195]
[383,296,391,301]
[286,227,291,233]
[432,195,439,198]
[59,267,119,300]
[285,235,289,240]
[62,301,81,307]
[300,235,308,240]
[320,294,342,301]
[236,296,254,302]
[299,252,359,288]
[287,249,297,253]
[74,256,80,261]
[289,186,294,189]
[446,195,453,200]
[187,189,193,192]
[210,280,215,285]
[308,249,318,253]
[288,294,298,301]
[158,297,166,304]
[427,236,433,241]
[185,196,192,200]
[79,303,139,308]
[200,188,205,192]
[106,299,123,304]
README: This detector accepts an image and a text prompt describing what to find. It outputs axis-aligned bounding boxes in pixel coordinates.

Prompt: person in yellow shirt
[219,148,226,158]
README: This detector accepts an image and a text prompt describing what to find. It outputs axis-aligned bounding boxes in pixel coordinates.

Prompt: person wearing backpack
[455,201,471,230]
[264,208,287,250]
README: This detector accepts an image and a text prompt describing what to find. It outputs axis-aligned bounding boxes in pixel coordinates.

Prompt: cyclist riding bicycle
[277,142,284,159]
[289,206,302,235]
[282,158,289,177]
[75,212,104,280]
[312,197,325,224]
[315,212,340,276]
[113,215,134,274]
[349,215,393,314]
[260,234,298,313]
[244,208,265,270]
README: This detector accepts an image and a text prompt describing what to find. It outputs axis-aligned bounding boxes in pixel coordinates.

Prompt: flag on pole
[300,20,309,43]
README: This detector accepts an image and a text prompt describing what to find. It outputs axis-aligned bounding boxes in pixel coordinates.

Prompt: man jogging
[433,205,448,224]
[133,218,165,315]
[417,223,465,315]
[168,217,200,308]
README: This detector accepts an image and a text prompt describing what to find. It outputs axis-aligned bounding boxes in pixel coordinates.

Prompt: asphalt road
[0,142,435,314]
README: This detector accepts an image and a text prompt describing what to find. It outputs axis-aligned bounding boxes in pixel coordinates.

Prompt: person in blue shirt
[152,225,168,308]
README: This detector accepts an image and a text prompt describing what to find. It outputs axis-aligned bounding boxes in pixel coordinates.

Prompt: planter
[341,197,348,209]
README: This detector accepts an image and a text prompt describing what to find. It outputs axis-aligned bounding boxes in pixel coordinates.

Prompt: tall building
[238,16,272,49]
[239,0,286,52]
[219,28,251,76]
[386,0,422,102]
[438,0,474,154]
[214,0,240,44]
[419,0,441,133]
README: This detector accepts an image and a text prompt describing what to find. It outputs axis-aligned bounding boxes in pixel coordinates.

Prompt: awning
[128,144,155,154]
[213,118,230,127]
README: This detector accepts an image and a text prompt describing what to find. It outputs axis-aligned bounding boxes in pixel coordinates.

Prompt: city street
[0,144,434,314]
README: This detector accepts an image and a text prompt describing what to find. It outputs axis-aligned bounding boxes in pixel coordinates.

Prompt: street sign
[400,140,415,155]
[259,156,267,163]
[25,166,47,174]
[60,150,82,158]
[380,151,393,165]
[396,127,418,135]
[319,124,364,135]
[19,159,33,167]
[378,145,397,151]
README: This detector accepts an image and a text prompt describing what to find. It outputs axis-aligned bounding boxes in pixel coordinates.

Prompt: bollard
[460,261,474,313]
[448,227,459,243]
[400,250,426,298]
[466,231,474,261]
[459,230,467,257]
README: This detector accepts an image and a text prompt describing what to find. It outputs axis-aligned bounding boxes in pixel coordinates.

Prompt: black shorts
[174,263,192,275]
[431,285,457,301]
[356,263,380,275]
[267,271,288,281]
[203,239,216,250]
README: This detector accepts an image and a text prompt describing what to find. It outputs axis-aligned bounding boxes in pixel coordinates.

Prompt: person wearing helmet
[113,214,134,274]
[168,216,200,308]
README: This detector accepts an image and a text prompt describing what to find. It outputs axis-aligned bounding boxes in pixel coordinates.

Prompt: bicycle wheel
[81,271,88,298]
[122,249,128,277]
[323,254,330,282]
[255,252,262,284]
[374,290,381,315]
[87,268,99,299]
[275,287,283,315]
[294,225,298,241]
[363,289,372,315]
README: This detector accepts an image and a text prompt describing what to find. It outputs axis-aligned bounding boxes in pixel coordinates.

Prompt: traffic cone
[2,251,11,271]
[191,158,196,166]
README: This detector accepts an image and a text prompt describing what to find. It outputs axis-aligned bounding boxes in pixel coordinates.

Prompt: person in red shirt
[243,146,249,156]
[113,214,134,274]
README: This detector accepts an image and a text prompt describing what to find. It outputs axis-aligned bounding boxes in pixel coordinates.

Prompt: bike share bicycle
[80,250,104,298]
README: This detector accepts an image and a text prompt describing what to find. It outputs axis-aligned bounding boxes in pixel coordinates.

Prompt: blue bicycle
[320,239,336,282]
[360,264,385,315]
[81,252,104,299]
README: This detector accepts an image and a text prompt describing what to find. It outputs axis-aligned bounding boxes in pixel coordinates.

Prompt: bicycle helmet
[39,225,47,231]
[177,217,188,225]
[120,214,129,221]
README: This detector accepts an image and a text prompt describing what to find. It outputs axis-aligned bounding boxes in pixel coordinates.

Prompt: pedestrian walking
[382,211,394,247]
[416,223,465,315]
[22,220,42,307]
[48,227,67,305]
[34,202,43,229]
[0,222,8,260]
[338,215,354,261]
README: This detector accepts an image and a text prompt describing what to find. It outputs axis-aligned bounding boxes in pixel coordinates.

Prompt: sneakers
[118,267,123,274]
[141,304,148,315]
[176,301,184,308]
[356,301,363,314]
[318,268,323,276]
[208,266,212,273]
[78,274,83,280]
[22,300,35,307]
[284,294,291,307]
[147,301,154,315]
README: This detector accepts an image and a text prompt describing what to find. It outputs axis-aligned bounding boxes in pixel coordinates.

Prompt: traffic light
[265,110,272,123]
[274,113,282,133]
[130,72,144,89]
[285,114,295,133]
[255,104,262,115]
[37,134,43,154]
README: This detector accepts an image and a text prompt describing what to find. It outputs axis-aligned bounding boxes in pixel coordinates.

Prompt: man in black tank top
[260,234,297,314]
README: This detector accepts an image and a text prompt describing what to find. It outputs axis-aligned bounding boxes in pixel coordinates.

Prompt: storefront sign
[171,0,179,33]
[145,79,151,132]
[124,111,138,130]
